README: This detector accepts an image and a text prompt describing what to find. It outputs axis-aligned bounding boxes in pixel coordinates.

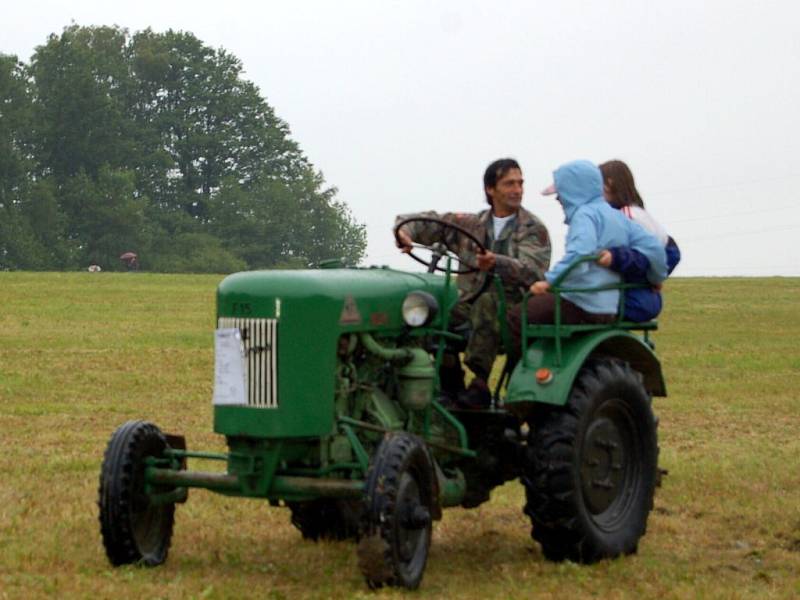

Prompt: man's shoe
[457,378,491,410]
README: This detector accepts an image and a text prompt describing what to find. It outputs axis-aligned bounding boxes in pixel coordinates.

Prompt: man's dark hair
[483,158,521,206]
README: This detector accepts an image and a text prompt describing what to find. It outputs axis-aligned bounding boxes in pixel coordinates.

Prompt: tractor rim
[394,471,430,578]
[580,397,641,530]
[131,467,169,559]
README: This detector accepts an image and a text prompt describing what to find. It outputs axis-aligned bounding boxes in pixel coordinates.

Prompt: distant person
[507,160,667,350]
[598,159,681,321]
[395,158,551,408]
[120,252,140,271]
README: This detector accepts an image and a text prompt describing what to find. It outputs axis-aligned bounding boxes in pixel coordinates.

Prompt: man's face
[487,168,524,215]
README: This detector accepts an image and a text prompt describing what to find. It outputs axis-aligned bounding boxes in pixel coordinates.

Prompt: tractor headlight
[401,291,439,327]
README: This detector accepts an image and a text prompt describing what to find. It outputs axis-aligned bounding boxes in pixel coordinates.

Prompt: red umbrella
[119,252,138,260]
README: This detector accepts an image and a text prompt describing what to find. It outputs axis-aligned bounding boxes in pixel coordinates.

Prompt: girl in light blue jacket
[508,160,666,339]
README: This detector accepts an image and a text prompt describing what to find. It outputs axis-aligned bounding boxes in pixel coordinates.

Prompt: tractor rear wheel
[523,359,657,563]
[98,420,176,566]
[357,433,435,590]
[288,499,362,541]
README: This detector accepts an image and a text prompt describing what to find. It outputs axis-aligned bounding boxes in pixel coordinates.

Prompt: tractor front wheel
[98,420,176,566]
[357,433,435,590]
[523,359,657,563]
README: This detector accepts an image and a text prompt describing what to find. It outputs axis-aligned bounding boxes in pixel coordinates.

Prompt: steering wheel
[394,217,493,303]
[394,217,488,274]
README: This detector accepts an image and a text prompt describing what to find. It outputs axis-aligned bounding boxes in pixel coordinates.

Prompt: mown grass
[1,273,799,599]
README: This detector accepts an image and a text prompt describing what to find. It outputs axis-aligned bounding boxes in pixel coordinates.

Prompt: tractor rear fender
[505,330,665,413]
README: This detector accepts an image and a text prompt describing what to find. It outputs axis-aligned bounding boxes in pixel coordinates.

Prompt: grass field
[1,272,799,599]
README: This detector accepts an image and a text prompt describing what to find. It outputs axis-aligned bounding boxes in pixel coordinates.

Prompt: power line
[648,173,800,197]
[680,223,800,242]
[669,204,800,224]
[676,264,800,272]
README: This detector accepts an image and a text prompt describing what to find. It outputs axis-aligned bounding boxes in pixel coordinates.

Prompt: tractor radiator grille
[217,317,278,408]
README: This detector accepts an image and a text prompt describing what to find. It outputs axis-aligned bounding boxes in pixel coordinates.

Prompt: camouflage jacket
[395,208,551,301]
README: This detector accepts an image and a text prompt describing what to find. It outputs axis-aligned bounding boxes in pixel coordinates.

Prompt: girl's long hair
[599,160,645,209]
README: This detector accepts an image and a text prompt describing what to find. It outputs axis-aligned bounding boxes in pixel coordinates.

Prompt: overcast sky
[5,0,800,276]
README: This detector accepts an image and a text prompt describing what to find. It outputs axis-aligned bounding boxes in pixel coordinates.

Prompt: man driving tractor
[395,158,551,408]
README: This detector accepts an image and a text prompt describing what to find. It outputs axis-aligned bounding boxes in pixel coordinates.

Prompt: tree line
[0,25,366,272]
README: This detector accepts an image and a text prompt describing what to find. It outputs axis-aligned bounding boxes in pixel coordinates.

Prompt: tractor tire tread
[357,433,432,590]
[98,420,175,567]
[523,359,657,564]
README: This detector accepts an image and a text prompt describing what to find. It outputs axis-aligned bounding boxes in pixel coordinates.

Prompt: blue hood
[553,160,605,224]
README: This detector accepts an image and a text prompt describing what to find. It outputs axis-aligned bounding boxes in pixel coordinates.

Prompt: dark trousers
[439,293,499,394]
[506,294,615,363]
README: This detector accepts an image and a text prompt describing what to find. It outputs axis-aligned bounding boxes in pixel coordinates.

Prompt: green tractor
[98,219,664,589]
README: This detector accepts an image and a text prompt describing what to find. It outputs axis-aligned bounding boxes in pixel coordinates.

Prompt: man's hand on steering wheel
[476,250,496,271]
[393,217,494,303]
[394,217,486,274]
[396,227,413,253]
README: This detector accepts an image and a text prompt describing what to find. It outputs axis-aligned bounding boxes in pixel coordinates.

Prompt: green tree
[129,30,313,215]
[29,26,137,181]
[127,28,366,267]
[3,25,366,272]
[209,175,365,269]
[0,54,33,202]
[0,55,75,269]
[146,232,246,273]
[59,167,147,269]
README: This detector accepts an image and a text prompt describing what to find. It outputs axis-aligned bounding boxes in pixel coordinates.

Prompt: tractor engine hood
[212,267,456,439]
[217,267,456,332]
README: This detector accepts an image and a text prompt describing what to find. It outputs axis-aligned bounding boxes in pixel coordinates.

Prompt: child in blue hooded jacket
[507,160,667,342]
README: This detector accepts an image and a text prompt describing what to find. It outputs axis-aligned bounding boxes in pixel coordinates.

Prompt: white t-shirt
[492,213,515,239]
[622,205,669,245]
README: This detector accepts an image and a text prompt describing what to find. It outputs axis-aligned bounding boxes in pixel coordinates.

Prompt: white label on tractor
[213,328,247,406]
